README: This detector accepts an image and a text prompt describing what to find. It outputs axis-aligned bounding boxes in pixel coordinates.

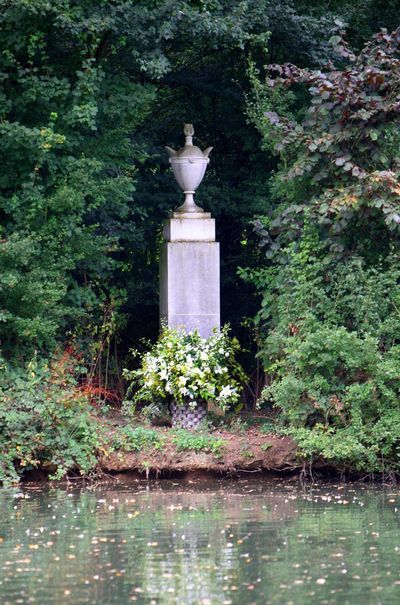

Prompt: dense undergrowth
[255,232,400,475]
[0,353,102,485]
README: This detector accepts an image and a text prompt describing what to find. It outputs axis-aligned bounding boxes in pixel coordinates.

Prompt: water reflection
[0,478,399,604]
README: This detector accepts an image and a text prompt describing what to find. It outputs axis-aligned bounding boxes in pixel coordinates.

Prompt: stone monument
[160,124,220,338]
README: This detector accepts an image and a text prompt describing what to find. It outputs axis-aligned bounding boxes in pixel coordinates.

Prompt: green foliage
[123,326,246,414]
[251,226,400,473]
[226,414,279,434]
[250,26,400,260]
[2,0,399,475]
[244,23,400,474]
[1,0,359,363]
[111,426,164,452]
[0,0,159,357]
[286,410,400,474]
[240,447,255,459]
[259,419,280,435]
[265,326,399,427]
[171,429,225,456]
[0,353,101,485]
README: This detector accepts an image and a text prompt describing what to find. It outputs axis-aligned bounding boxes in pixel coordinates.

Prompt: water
[0,478,399,605]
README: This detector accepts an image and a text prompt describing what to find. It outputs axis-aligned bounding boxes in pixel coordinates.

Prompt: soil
[99,426,299,478]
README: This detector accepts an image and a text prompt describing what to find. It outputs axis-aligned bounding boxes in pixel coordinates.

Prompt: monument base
[160,217,220,338]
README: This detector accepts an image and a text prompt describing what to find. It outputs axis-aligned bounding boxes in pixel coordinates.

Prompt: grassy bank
[1,353,399,485]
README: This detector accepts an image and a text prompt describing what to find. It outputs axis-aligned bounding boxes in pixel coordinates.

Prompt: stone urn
[166,124,212,215]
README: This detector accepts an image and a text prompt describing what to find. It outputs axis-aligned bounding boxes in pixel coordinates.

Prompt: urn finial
[183,123,194,145]
[165,124,212,217]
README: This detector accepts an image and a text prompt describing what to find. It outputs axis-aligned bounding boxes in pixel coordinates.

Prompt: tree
[243,25,400,472]
[261,26,400,255]
[0,0,343,364]
[1,0,395,371]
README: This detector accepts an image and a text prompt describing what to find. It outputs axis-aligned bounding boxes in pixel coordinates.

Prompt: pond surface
[0,477,399,604]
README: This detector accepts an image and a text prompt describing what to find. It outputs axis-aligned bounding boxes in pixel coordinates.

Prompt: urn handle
[165,146,177,157]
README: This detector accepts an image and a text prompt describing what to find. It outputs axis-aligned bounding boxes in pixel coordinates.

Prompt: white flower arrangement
[123,325,245,413]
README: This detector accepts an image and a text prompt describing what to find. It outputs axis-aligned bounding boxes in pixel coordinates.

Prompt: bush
[123,326,246,416]
[0,352,101,485]
[111,426,164,452]
[171,429,225,455]
[252,229,400,474]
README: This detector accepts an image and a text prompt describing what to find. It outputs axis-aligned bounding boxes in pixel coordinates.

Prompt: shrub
[171,429,225,455]
[123,326,246,416]
[0,352,101,485]
[111,426,164,452]
[252,229,400,474]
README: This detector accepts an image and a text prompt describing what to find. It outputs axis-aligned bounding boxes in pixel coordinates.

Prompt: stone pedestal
[160,215,220,338]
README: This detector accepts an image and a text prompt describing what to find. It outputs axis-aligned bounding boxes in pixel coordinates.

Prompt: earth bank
[100,427,299,476]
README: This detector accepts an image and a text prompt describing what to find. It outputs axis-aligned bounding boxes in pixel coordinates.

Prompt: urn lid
[166,124,212,161]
